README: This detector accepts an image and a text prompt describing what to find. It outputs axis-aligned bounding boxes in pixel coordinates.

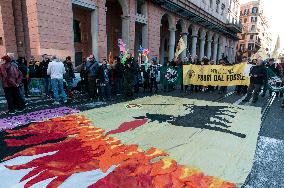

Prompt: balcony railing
[226,21,242,33]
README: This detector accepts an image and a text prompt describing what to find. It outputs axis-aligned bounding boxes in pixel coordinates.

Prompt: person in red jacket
[0,55,26,114]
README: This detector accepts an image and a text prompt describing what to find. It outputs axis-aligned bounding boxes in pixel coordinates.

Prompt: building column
[91,10,99,60]
[169,27,176,61]
[199,31,206,58]
[160,37,165,65]
[121,15,130,49]
[213,35,219,63]
[206,32,213,59]
[218,37,224,60]
[233,41,237,63]
[191,26,199,57]
[181,32,188,58]
[142,24,148,48]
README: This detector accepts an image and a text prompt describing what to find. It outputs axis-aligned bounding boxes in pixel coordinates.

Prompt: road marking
[234,95,247,105]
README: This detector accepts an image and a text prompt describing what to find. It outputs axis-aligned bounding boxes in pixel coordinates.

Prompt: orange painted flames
[3,115,236,188]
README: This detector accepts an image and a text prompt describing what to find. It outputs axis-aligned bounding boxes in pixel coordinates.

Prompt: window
[248,43,254,51]
[216,0,220,13]
[240,10,242,16]
[240,44,245,51]
[250,35,254,40]
[251,25,255,31]
[221,3,225,15]
[73,20,81,43]
[251,17,257,22]
[0,37,3,46]
[252,7,258,14]
[240,19,242,23]
[244,18,247,23]
[136,0,144,14]
[210,0,213,8]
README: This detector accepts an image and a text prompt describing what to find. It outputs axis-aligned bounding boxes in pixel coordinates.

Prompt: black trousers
[4,87,26,111]
[150,78,158,93]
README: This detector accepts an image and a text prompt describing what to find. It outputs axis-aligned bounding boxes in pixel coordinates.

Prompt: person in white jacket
[47,55,67,104]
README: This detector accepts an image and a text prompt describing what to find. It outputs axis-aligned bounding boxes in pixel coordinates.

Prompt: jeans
[4,87,25,111]
[44,77,51,96]
[115,77,123,94]
[101,84,111,100]
[51,79,67,102]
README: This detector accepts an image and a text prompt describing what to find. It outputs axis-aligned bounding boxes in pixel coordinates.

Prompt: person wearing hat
[0,55,26,114]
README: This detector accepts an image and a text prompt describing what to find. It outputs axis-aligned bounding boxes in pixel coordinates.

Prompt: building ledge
[226,23,242,33]
[72,0,96,10]
[151,0,240,40]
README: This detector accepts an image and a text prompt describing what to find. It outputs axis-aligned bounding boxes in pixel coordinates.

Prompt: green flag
[160,66,182,85]
[266,68,284,92]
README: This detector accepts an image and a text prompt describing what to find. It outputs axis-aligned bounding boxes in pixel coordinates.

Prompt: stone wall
[0,0,17,56]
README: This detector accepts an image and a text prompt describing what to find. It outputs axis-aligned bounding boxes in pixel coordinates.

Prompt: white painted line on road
[234,95,247,105]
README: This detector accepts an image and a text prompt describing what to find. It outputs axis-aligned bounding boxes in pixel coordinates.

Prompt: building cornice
[71,0,96,10]
[151,0,241,40]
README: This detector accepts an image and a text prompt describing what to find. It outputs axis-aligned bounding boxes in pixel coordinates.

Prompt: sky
[240,0,284,50]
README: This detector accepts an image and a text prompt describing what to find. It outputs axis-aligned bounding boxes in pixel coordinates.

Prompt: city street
[0,88,283,187]
[1,0,284,187]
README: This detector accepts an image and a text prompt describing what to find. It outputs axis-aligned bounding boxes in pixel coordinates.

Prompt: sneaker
[53,101,60,105]
[16,108,25,113]
[8,111,16,115]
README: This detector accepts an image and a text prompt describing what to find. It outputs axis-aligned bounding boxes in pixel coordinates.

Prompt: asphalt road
[0,87,283,187]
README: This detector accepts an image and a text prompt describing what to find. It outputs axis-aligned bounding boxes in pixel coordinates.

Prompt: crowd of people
[1,51,284,114]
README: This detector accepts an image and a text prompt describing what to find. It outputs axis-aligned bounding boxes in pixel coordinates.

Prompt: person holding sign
[242,59,267,103]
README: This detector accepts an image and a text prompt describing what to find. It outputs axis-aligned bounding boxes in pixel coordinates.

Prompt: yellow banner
[183,63,250,86]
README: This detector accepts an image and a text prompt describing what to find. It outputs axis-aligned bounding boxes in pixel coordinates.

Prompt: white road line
[234,95,247,105]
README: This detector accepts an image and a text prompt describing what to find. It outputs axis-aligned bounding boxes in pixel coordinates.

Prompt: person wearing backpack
[86,55,99,100]
[0,55,26,114]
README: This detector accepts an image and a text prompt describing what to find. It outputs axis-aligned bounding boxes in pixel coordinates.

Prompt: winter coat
[0,62,23,88]
[249,65,267,85]
[64,61,75,80]
[39,60,50,78]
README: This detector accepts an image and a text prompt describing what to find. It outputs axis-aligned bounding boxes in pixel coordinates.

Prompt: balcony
[151,0,239,40]
[226,21,242,33]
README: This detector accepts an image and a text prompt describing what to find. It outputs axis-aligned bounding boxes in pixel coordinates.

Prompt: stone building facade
[0,0,241,64]
[237,0,272,58]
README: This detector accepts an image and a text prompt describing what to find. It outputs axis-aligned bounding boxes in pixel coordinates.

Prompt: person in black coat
[113,56,124,95]
[17,57,28,97]
[39,54,51,96]
[123,58,134,98]
[242,59,267,103]
[28,56,40,78]
[98,60,112,100]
